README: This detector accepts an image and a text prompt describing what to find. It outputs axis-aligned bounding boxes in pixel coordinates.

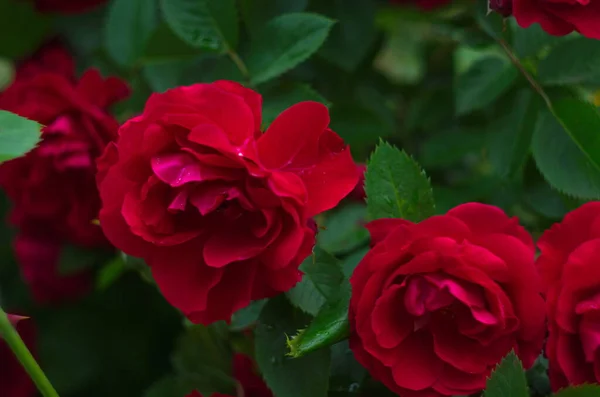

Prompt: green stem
[226,48,251,85]
[497,38,553,109]
[0,307,60,397]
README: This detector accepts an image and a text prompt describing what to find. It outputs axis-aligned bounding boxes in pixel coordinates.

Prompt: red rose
[97,81,358,324]
[31,0,107,14]
[187,354,272,397]
[490,0,513,17]
[0,314,35,397]
[513,0,600,40]
[349,203,546,397]
[0,45,129,303]
[390,0,450,10]
[349,164,366,202]
[536,202,600,390]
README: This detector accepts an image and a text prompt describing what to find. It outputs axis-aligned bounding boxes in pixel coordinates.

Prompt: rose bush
[349,203,546,397]
[537,202,600,390]
[513,0,600,39]
[0,44,129,303]
[97,81,358,324]
[390,0,450,10]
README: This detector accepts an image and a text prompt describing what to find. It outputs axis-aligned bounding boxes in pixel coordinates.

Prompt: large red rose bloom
[97,81,358,324]
[0,45,129,303]
[349,203,546,397]
[537,202,600,390]
[513,0,600,40]
[0,315,35,397]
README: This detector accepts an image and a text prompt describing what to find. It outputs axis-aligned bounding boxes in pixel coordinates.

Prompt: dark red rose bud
[489,0,513,17]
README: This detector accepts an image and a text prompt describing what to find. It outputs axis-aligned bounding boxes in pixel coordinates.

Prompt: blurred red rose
[537,202,600,390]
[349,203,545,397]
[31,0,107,14]
[187,353,272,397]
[390,0,450,10]
[489,0,513,17]
[513,0,600,39]
[0,314,35,397]
[0,45,129,303]
[97,81,358,324]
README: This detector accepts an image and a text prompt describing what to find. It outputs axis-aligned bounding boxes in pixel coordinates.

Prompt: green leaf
[341,248,368,278]
[487,89,541,178]
[532,108,600,199]
[287,248,345,315]
[314,0,377,72]
[365,141,435,221]
[286,277,326,316]
[0,111,42,163]
[318,204,369,255]
[287,281,351,358]
[255,296,331,397]
[144,375,191,397]
[171,323,236,396]
[105,0,158,67]
[160,0,238,51]
[229,300,267,331]
[329,341,366,394]
[551,98,600,173]
[483,351,529,397]
[303,248,345,302]
[553,385,600,396]
[261,82,330,128]
[96,254,127,290]
[475,1,506,40]
[538,37,600,86]
[240,0,308,37]
[455,56,518,115]
[247,13,335,85]
[143,23,201,62]
[0,0,50,59]
[511,20,560,59]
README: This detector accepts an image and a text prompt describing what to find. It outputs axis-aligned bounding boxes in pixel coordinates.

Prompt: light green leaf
[247,13,335,85]
[160,0,238,51]
[532,107,600,199]
[0,110,42,163]
[455,56,518,115]
[487,89,541,178]
[105,0,158,67]
[553,385,600,396]
[303,248,345,302]
[240,0,308,37]
[538,37,600,86]
[365,141,435,221]
[256,296,331,397]
[484,351,529,397]
[261,82,330,128]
